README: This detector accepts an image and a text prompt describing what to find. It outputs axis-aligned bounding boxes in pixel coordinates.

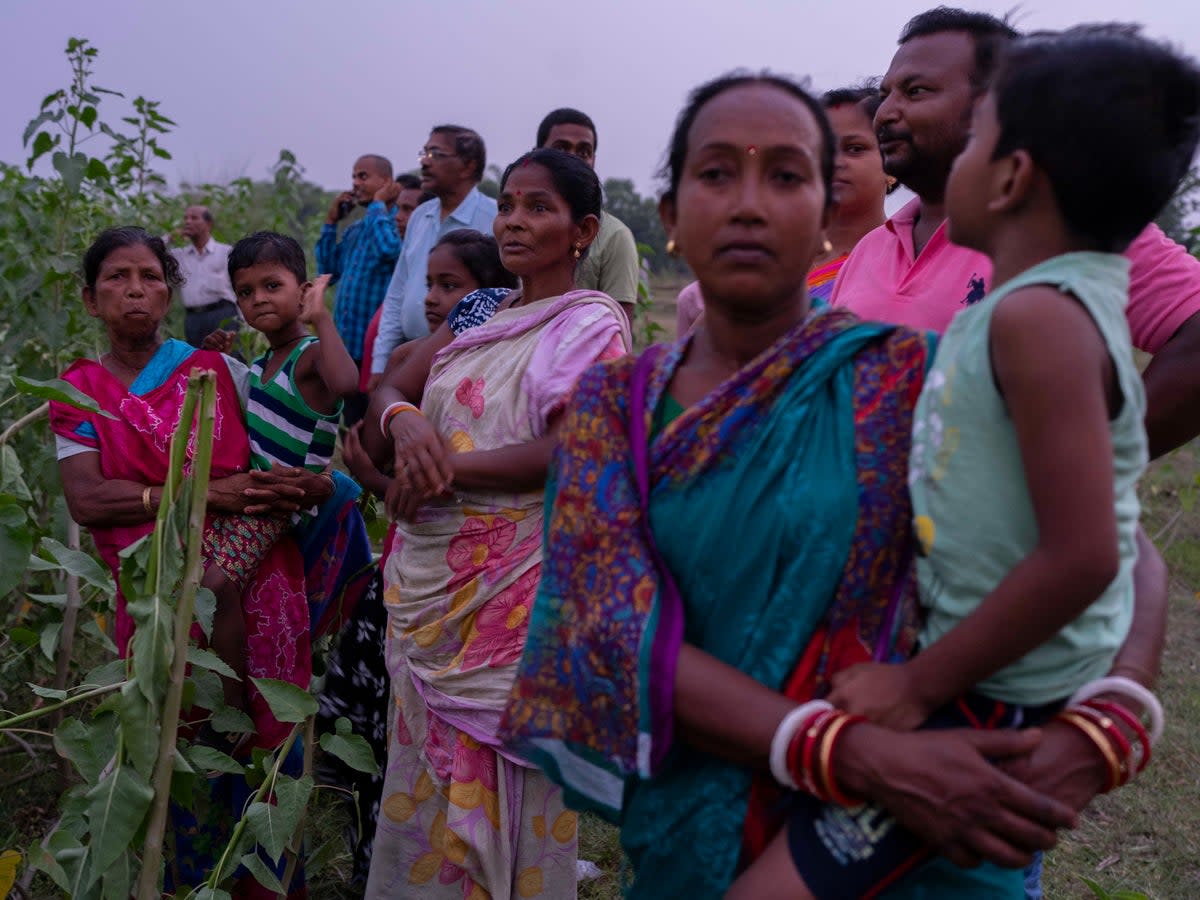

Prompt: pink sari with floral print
[367,292,629,899]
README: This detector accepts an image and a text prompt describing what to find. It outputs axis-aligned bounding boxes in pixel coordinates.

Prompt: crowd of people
[46,6,1200,899]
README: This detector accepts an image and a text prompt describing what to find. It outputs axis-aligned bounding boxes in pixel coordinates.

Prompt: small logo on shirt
[963,274,986,306]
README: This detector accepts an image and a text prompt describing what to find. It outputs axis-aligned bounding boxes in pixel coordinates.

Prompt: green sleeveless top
[910,252,1147,705]
[246,336,342,473]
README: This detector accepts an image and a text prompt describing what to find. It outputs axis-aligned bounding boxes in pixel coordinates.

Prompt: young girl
[738,26,1197,899]
[202,231,359,719]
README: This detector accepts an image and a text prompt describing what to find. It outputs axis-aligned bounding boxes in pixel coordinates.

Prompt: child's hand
[828,662,932,731]
[341,423,371,481]
[299,274,333,326]
[202,329,236,353]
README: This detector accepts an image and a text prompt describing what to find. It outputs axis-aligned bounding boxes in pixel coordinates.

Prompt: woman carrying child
[504,53,1181,899]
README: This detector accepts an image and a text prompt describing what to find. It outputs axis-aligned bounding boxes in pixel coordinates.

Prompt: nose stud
[747,145,758,156]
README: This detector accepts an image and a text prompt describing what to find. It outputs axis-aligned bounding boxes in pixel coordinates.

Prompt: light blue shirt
[370,187,498,373]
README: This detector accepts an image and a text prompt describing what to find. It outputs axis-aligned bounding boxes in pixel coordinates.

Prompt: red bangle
[1084,699,1151,774]
[788,708,837,797]
[1072,705,1134,787]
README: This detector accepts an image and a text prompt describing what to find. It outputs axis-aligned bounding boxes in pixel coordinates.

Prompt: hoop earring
[666,239,677,256]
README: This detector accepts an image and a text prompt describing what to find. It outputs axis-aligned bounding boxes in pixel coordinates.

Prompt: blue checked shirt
[314,200,401,361]
[371,188,498,373]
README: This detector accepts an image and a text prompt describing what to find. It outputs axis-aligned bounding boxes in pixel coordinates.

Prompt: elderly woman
[48,226,345,899]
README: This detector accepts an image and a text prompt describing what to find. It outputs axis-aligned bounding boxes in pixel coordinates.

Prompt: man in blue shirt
[369,126,497,386]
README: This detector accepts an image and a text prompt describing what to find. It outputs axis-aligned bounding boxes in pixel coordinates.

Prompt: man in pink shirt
[832,8,1200,458]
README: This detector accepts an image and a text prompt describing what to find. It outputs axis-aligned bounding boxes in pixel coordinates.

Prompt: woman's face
[83,243,171,345]
[828,102,889,216]
[424,244,482,330]
[494,163,591,278]
[663,84,828,314]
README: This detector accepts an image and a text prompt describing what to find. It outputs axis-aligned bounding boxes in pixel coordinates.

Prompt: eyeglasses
[418,147,456,162]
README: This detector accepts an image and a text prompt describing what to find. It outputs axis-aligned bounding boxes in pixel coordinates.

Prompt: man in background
[171,205,238,347]
[370,125,496,385]
[537,107,640,319]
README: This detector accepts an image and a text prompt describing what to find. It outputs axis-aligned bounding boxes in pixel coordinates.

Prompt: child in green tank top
[199,232,359,728]
[829,29,1196,731]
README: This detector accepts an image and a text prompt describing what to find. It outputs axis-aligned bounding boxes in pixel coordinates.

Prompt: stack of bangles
[769,700,865,806]
[767,676,1164,804]
[1057,676,1164,793]
[379,400,422,435]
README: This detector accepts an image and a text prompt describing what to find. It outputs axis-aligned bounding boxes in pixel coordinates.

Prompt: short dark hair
[991,25,1200,251]
[433,230,518,290]
[83,226,182,290]
[358,154,394,180]
[659,71,836,208]
[901,7,1019,90]
[431,125,486,182]
[499,149,603,259]
[822,81,883,121]
[536,108,598,152]
[227,231,307,284]
[396,172,422,191]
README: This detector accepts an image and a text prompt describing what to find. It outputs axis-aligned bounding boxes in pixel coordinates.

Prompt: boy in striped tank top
[201,232,359,724]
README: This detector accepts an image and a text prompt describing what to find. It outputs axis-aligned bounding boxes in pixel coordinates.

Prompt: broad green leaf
[319,717,380,775]
[127,594,172,706]
[186,744,246,776]
[211,706,254,734]
[251,678,317,724]
[0,446,33,501]
[99,847,133,900]
[54,715,117,785]
[115,681,159,778]
[245,774,312,863]
[188,668,224,712]
[0,512,33,597]
[0,849,20,899]
[29,683,68,700]
[194,586,216,640]
[28,842,72,894]
[38,537,114,594]
[26,592,67,607]
[39,620,62,661]
[84,766,153,885]
[11,375,116,418]
[82,658,126,688]
[191,887,232,900]
[10,627,37,647]
[239,852,285,894]
[187,646,238,680]
[81,617,118,654]
[52,150,87,194]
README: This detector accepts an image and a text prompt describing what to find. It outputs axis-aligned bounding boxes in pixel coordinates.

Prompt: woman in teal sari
[502,74,1167,899]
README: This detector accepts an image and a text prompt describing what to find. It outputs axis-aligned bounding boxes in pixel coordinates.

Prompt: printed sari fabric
[503,308,932,897]
[366,292,629,899]
[48,339,311,898]
[807,253,850,305]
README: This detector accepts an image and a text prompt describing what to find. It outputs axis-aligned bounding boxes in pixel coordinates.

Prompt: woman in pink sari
[49,226,334,897]
[362,150,630,898]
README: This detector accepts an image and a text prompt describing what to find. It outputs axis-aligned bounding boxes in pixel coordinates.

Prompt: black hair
[823,81,883,121]
[227,231,307,284]
[433,230,518,290]
[395,172,422,191]
[431,125,486,182]
[900,7,1019,91]
[188,204,215,225]
[536,108,598,152]
[499,149,603,260]
[83,226,182,290]
[991,25,1200,251]
[659,71,836,208]
[358,154,394,180]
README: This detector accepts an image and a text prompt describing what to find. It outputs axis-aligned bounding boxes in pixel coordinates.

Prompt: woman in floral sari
[503,75,1166,899]
[361,149,629,898]
[49,226,368,897]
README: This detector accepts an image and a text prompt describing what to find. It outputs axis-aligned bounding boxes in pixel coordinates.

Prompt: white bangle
[1068,676,1164,745]
[378,401,418,436]
[769,700,833,789]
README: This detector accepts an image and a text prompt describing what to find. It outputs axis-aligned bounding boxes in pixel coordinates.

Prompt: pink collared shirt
[830,197,1200,351]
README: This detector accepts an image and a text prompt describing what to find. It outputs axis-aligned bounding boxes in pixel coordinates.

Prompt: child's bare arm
[297,274,361,404]
[900,285,1121,714]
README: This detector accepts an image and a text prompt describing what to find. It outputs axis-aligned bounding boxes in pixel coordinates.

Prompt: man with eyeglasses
[369,125,497,388]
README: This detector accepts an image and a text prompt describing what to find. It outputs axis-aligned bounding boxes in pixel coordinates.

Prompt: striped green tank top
[246,336,342,473]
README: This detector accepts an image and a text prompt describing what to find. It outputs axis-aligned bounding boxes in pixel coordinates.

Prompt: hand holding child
[299,274,333,327]
[828,661,934,731]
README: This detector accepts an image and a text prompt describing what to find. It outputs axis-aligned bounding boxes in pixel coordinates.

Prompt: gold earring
[666,239,677,256]
[573,245,581,259]
[886,176,897,188]
[821,239,833,254]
